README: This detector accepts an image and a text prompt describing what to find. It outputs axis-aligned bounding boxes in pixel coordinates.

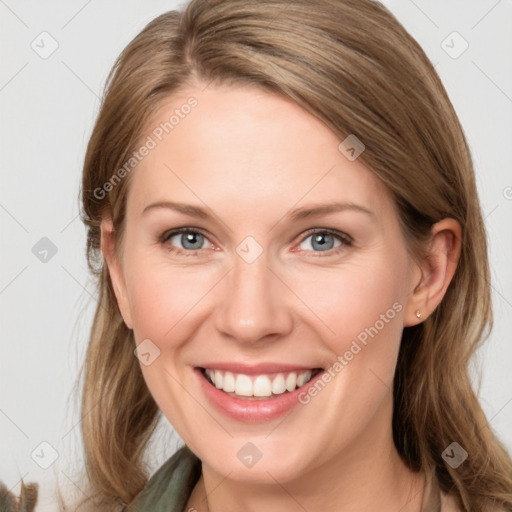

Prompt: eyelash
[158,227,353,257]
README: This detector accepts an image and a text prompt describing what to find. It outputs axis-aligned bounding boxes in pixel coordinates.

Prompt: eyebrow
[141,200,375,221]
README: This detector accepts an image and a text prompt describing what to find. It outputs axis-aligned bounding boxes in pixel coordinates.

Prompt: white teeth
[285,373,297,392]
[214,369,223,389]
[235,374,253,396]
[253,375,272,397]
[271,374,286,394]
[297,369,312,387]
[203,368,318,397]
[223,371,235,392]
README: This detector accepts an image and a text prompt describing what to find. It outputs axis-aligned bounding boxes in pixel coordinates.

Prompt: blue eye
[160,228,212,256]
[298,230,348,252]
[159,228,352,257]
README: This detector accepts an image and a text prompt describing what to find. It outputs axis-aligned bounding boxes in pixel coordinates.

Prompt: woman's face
[105,83,423,483]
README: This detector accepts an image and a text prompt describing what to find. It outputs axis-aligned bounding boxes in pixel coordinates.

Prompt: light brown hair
[71,0,512,510]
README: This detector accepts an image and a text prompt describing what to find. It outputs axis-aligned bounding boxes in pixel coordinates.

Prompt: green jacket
[126,445,201,511]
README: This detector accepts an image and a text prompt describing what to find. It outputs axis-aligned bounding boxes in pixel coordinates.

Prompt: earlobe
[100,218,134,330]
[404,218,461,327]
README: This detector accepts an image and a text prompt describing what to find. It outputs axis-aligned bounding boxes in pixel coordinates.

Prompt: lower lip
[194,367,325,423]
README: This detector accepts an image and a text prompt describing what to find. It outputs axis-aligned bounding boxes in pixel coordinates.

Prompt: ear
[404,218,461,326]
[100,217,134,330]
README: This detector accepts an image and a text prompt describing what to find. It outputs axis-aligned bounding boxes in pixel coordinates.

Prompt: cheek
[125,255,214,344]
[291,255,406,371]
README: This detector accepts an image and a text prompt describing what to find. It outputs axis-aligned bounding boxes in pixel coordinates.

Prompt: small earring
[416,310,421,319]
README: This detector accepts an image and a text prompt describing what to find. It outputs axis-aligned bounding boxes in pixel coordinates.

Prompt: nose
[213,251,294,345]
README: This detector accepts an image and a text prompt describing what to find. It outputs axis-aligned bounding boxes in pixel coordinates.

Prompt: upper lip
[196,362,323,375]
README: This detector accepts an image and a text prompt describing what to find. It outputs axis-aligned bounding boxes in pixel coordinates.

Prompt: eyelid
[298,228,353,245]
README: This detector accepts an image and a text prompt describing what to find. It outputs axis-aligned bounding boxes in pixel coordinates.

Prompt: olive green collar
[126,445,202,512]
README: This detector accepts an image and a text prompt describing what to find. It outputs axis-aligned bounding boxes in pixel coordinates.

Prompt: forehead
[127,84,391,220]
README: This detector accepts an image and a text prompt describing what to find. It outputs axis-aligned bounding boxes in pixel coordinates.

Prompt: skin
[101,82,461,512]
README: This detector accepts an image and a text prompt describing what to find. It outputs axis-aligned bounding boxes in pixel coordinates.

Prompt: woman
[3,0,511,510]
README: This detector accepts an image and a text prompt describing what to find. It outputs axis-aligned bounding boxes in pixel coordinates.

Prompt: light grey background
[1,1,511,510]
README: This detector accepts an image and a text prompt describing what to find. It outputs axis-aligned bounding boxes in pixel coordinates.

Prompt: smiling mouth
[199,367,324,400]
